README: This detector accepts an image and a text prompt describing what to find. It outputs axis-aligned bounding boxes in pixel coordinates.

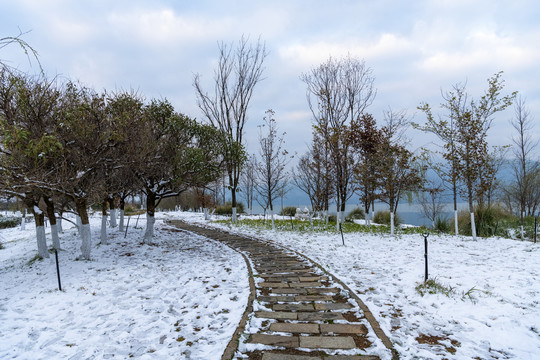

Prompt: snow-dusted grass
[0,213,249,359]
[177,211,540,360]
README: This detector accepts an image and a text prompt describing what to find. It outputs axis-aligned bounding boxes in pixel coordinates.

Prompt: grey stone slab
[262,353,322,360]
[269,323,320,334]
[297,312,345,321]
[250,334,299,347]
[255,311,298,320]
[259,295,297,303]
[289,282,322,288]
[270,288,308,294]
[273,303,315,311]
[299,336,356,349]
[314,303,354,311]
[259,282,290,288]
[295,295,334,302]
[320,324,368,335]
[307,288,340,294]
[299,276,327,282]
[261,277,301,282]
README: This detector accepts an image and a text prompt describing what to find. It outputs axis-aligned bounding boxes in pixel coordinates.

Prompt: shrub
[373,210,401,226]
[434,216,452,233]
[416,278,455,297]
[280,206,297,217]
[458,205,510,237]
[347,208,365,220]
[327,214,337,223]
[215,202,245,215]
[0,216,21,229]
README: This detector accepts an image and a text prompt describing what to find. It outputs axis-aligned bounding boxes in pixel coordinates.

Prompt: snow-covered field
[0,212,249,359]
[175,211,540,360]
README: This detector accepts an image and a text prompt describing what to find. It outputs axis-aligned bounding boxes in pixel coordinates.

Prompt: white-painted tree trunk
[110,209,117,228]
[57,217,63,233]
[143,214,155,243]
[21,216,26,231]
[204,208,209,220]
[100,214,108,244]
[365,212,370,227]
[50,224,60,250]
[390,212,395,236]
[119,210,125,232]
[36,225,49,258]
[470,212,477,240]
[520,225,524,240]
[271,209,275,230]
[76,216,82,234]
[80,224,92,260]
[232,207,237,223]
[454,210,458,235]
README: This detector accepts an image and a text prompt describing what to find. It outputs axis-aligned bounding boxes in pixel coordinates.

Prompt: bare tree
[301,55,375,228]
[504,96,540,236]
[241,154,257,215]
[254,110,290,230]
[194,36,267,223]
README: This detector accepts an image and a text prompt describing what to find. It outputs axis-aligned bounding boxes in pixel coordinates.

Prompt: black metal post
[340,223,345,245]
[124,215,131,238]
[423,232,429,282]
[54,248,62,291]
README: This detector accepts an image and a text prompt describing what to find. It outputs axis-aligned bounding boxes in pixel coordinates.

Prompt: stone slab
[262,353,322,360]
[324,356,380,360]
[299,336,356,349]
[255,311,297,320]
[259,295,297,303]
[250,334,299,347]
[314,303,354,311]
[320,324,368,335]
[270,288,308,295]
[289,282,322,288]
[297,312,345,321]
[259,282,290,288]
[269,323,320,334]
[299,276,327,282]
[307,288,340,294]
[295,295,334,302]
[273,303,315,311]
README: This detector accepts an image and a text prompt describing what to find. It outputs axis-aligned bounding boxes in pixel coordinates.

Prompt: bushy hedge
[347,208,365,220]
[215,202,245,215]
[279,206,297,217]
[458,205,510,237]
[373,210,401,226]
[0,216,21,229]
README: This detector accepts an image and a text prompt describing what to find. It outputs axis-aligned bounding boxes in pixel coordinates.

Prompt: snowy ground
[0,212,249,359]
[175,211,540,360]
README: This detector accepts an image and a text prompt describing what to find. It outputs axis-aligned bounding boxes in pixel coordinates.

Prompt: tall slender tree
[194,36,267,223]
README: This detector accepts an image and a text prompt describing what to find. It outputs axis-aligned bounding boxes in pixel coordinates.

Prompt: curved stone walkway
[167,220,398,360]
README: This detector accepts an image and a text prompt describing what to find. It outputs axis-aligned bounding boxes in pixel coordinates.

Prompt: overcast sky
[1,0,539,158]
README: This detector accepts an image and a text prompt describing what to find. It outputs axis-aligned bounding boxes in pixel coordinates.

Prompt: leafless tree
[301,55,375,227]
[241,154,257,215]
[194,36,267,223]
[254,110,290,229]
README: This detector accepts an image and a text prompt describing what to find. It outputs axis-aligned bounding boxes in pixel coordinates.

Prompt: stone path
[167,220,398,360]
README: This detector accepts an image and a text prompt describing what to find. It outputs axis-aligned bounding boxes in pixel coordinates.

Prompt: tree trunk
[21,207,26,231]
[100,200,108,245]
[43,197,61,250]
[119,197,125,233]
[75,198,92,260]
[108,197,117,228]
[144,192,156,243]
[390,211,395,236]
[470,212,477,240]
[32,203,49,259]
